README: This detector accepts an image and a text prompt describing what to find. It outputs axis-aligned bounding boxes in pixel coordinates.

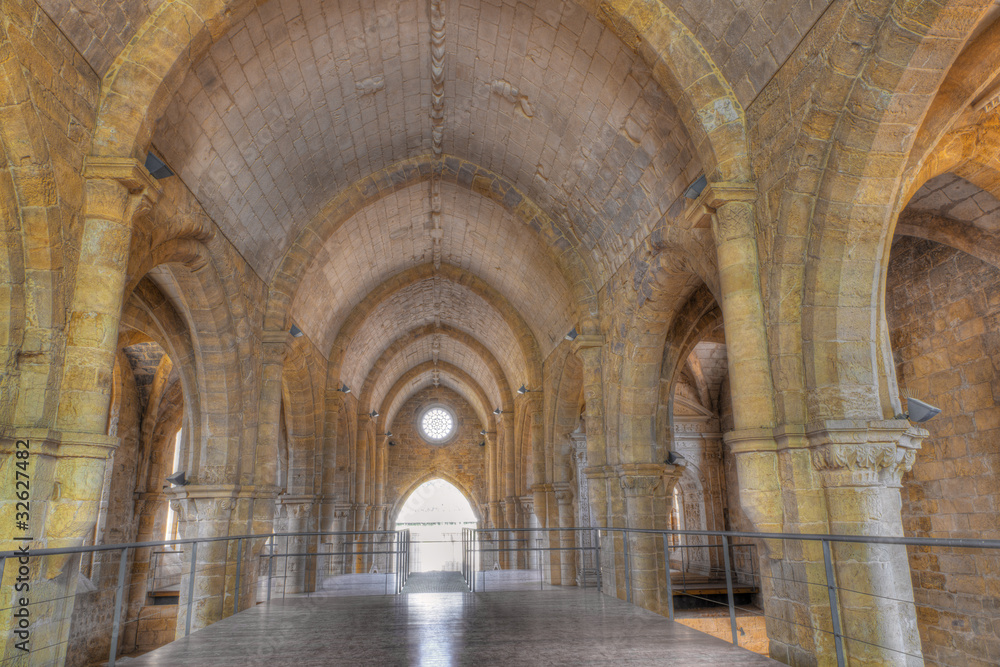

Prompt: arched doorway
[396,479,477,572]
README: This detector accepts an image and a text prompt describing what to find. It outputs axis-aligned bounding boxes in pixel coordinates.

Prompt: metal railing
[461,526,1000,667]
[0,529,410,666]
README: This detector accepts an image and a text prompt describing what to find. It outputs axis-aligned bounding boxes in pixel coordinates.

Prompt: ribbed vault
[378,361,492,433]
[292,180,576,355]
[151,0,699,285]
[369,334,504,417]
[337,275,525,395]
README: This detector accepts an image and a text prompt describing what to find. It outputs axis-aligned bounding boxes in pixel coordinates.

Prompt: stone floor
[123,572,779,666]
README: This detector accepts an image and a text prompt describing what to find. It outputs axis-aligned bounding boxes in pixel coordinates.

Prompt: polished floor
[124,573,778,666]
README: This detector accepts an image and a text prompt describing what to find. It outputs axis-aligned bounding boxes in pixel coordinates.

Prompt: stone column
[571,336,608,527]
[0,430,116,666]
[276,495,317,594]
[256,332,292,488]
[121,491,166,652]
[554,484,577,586]
[807,421,925,666]
[571,433,595,583]
[618,463,681,611]
[169,486,239,637]
[57,159,160,433]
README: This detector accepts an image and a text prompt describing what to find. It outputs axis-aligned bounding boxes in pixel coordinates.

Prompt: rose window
[420,407,454,441]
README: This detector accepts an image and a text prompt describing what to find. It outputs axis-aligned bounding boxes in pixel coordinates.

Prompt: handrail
[0,529,400,558]
[467,526,1000,550]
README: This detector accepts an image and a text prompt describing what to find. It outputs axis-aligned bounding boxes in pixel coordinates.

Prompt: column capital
[571,334,604,354]
[806,420,926,488]
[583,465,615,480]
[616,463,674,498]
[83,156,162,211]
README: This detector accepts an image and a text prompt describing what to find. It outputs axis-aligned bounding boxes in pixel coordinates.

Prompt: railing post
[721,535,738,646]
[233,538,242,615]
[623,529,632,604]
[267,536,274,602]
[822,539,847,667]
[108,546,129,666]
[662,533,674,621]
[594,528,601,594]
[185,541,198,637]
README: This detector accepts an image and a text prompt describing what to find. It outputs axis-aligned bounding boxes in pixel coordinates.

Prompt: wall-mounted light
[370,409,379,418]
[901,397,942,423]
[289,324,304,338]
[144,152,174,180]
[385,431,393,437]
[665,451,687,467]
[479,441,486,447]
[683,174,707,199]
[165,471,188,487]
[389,441,397,447]
[493,408,502,415]
[339,384,351,394]
[480,429,486,435]
[564,327,578,341]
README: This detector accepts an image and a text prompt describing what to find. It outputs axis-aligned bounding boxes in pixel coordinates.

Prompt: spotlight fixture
[480,429,486,435]
[903,397,942,423]
[289,324,304,338]
[518,384,528,394]
[339,383,351,394]
[385,431,393,437]
[479,441,486,447]
[388,440,397,447]
[165,471,188,487]
[144,151,174,180]
[683,174,708,199]
[665,451,687,467]
[493,408,502,415]
[564,327,578,341]
[370,409,379,418]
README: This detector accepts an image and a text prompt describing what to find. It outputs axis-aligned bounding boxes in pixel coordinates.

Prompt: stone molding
[0,428,119,458]
[616,463,672,498]
[571,334,604,354]
[805,420,926,488]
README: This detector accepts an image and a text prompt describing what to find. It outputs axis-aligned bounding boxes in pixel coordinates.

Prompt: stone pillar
[554,484,576,586]
[618,463,681,611]
[169,486,240,637]
[572,337,608,528]
[0,430,116,666]
[807,421,925,666]
[122,491,166,652]
[57,159,160,433]
[571,433,595,583]
[256,332,293,488]
[276,495,316,594]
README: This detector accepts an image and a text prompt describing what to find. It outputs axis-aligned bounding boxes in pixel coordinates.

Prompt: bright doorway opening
[396,479,477,572]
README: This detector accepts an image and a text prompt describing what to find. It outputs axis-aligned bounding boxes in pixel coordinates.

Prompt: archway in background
[395,479,477,572]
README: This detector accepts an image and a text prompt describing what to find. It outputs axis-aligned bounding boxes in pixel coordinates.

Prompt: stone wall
[887,236,1000,667]
[386,386,487,518]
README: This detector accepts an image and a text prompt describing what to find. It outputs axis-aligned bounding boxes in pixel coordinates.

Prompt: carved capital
[616,463,670,498]
[83,156,162,221]
[807,420,926,488]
